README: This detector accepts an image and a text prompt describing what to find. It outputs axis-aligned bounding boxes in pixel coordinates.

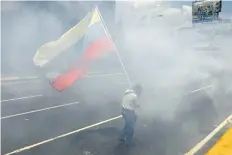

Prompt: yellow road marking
[206,127,232,155]
[185,113,232,155]
[1,102,80,119]
[4,115,122,155]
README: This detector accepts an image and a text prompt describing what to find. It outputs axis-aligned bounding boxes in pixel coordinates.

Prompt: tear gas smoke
[115,1,232,153]
[1,1,232,154]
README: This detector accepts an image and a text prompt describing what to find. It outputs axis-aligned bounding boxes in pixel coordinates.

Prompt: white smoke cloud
[114,3,231,151]
[115,1,232,118]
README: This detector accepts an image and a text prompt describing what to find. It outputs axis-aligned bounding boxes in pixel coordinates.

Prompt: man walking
[119,84,142,146]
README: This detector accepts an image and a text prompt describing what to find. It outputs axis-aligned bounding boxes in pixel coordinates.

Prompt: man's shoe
[125,141,136,147]
[119,137,125,142]
[125,142,132,147]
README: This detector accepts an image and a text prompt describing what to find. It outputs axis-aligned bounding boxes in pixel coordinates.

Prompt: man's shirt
[122,89,139,111]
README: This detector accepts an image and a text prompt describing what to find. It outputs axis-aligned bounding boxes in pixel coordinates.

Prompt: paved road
[1,75,232,155]
[1,75,126,155]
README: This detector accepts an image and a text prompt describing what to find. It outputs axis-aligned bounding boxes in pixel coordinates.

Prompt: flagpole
[95,6,132,87]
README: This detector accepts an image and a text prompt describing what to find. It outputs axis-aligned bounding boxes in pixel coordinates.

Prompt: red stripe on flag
[82,36,114,60]
[51,36,113,91]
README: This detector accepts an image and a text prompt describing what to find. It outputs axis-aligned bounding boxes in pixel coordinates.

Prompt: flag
[50,7,114,91]
[33,11,93,67]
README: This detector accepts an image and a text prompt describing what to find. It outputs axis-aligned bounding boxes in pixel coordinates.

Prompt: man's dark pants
[119,108,137,145]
